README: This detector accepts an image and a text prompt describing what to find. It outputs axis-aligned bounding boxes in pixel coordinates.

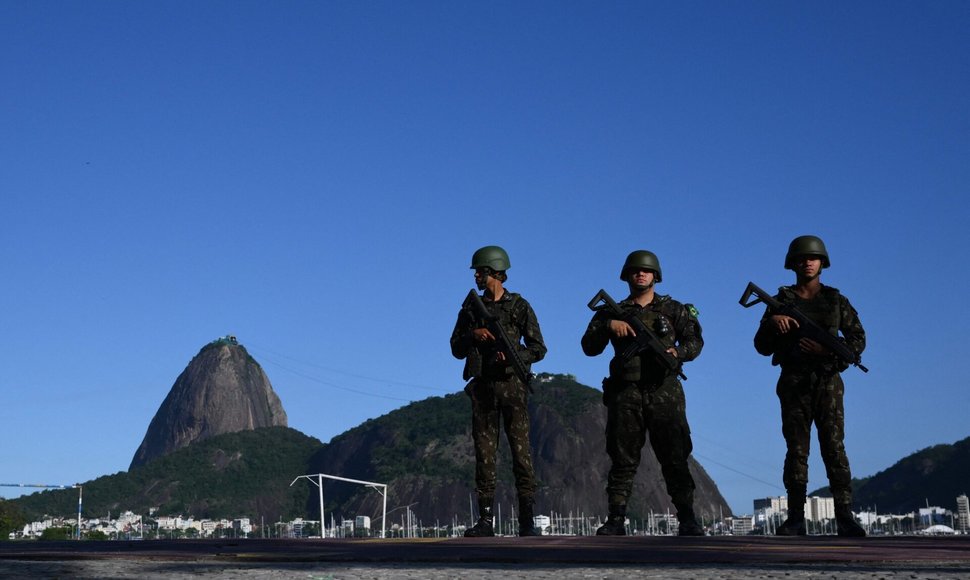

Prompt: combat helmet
[785,235,830,269]
[470,245,511,271]
[620,250,662,283]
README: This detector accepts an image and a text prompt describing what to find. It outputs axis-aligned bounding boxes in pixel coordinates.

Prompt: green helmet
[620,250,662,283]
[470,245,511,271]
[785,235,830,269]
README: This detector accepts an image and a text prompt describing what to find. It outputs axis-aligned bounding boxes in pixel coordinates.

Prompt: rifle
[586,289,687,381]
[739,282,868,373]
[463,289,533,386]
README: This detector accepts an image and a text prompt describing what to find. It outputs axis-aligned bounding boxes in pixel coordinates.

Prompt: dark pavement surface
[3,536,969,579]
[2,535,969,564]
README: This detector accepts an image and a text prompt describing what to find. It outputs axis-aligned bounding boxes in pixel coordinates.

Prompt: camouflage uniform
[754,285,866,505]
[451,291,546,502]
[581,294,703,510]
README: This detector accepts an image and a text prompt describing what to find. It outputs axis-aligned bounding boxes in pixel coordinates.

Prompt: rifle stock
[739,282,868,373]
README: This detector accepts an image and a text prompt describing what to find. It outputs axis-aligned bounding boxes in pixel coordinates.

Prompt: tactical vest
[772,286,842,368]
[609,298,678,383]
[465,293,525,380]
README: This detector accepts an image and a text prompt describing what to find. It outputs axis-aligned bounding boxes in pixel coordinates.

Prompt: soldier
[582,250,705,536]
[451,246,547,537]
[753,235,867,537]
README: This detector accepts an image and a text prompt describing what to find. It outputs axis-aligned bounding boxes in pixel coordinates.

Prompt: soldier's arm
[754,308,780,356]
[450,309,475,360]
[581,312,611,357]
[517,300,547,364]
[839,295,866,357]
[672,303,703,362]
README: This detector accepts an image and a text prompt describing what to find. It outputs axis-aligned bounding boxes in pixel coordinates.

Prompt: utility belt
[779,363,841,388]
[774,348,845,372]
[479,364,516,382]
[463,373,528,402]
[601,375,667,405]
[609,354,672,385]
[779,358,840,376]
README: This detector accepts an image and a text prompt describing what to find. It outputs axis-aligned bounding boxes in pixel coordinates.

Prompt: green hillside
[811,436,970,513]
[12,427,322,521]
[11,373,730,526]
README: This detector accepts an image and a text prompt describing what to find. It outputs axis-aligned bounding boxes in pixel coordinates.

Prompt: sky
[1,1,968,516]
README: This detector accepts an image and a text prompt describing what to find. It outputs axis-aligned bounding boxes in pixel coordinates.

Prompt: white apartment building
[753,495,835,525]
[201,520,220,534]
[155,516,181,530]
[956,494,968,534]
[233,518,253,535]
[730,515,754,535]
[753,496,788,517]
[806,496,835,522]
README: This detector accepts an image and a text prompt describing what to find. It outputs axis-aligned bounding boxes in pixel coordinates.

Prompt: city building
[956,494,969,534]
[287,517,320,538]
[534,514,551,535]
[753,496,788,516]
[730,515,754,535]
[231,518,252,536]
[919,506,950,527]
[156,516,180,530]
[753,496,788,533]
[806,496,835,523]
[25,493,970,540]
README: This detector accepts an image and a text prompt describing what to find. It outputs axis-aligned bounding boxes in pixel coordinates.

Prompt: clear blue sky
[2,1,967,516]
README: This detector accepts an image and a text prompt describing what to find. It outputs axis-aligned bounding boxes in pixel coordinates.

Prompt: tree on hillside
[0,500,27,540]
[38,527,72,541]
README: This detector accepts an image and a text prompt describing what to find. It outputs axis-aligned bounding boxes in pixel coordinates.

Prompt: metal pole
[381,485,387,538]
[76,486,82,540]
[317,474,325,538]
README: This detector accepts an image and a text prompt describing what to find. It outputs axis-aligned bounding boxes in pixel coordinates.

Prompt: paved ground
[2,536,969,579]
[3,561,970,580]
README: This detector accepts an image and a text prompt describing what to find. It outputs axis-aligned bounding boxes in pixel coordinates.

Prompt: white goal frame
[290,473,388,538]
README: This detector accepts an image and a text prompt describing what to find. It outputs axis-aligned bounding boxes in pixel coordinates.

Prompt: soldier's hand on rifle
[608,320,637,338]
[798,337,829,356]
[473,328,496,343]
[770,314,800,334]
[666,347,679,359]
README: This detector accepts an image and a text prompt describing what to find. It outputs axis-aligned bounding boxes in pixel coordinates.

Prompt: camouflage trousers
[776,368,853,504]
[468,378,536,501]
[603,376,695,508]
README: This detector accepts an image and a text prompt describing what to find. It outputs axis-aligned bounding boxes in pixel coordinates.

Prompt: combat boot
[675,504,705,536]
[517,497,540,537]
[775,512,806,536]
[596,504,627,536]
[777,492,806,536]
[464,497,495,537]
[835,504,866,537]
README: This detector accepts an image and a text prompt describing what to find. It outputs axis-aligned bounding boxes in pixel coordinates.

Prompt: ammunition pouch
[602,376,642,405]
[463,350,483,381]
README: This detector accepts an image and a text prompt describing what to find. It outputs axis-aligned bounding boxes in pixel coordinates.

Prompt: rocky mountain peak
[129,336,287,470]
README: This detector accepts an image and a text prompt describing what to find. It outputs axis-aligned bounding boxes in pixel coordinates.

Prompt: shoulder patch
[686,304,700,318]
